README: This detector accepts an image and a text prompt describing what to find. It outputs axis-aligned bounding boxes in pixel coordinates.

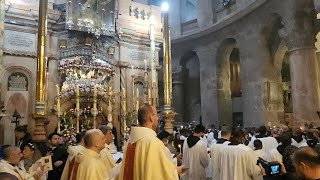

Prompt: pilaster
[169,0,181,38]
[172,66,184,123]
[197,0,213,29]
[196,46,219,128]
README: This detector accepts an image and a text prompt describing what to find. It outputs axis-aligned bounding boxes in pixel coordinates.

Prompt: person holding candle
[157,131,181,166]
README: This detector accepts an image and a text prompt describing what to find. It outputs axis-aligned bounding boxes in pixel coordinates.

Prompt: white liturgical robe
[258,137,279,161]
[291,138,308,148]
[61,145,85,180]
[100,144,116,174]
[181,135,209,180]
[210,140,230,179]
[249,137,279,161]
[73,149,109,180]
[67,145,86,160]
[0,160,34,180]
[118,126,179,180]
[218,144,263,180]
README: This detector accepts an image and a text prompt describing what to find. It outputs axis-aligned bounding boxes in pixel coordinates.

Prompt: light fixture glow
[161,2,169,12]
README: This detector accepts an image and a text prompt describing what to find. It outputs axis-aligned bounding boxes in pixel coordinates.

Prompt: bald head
[84,129,105,148]
[138,104,154,126]
[137,104,159,131]
[293,147,320,167]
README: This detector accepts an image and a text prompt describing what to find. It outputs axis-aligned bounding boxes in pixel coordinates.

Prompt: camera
[257,158,281,176]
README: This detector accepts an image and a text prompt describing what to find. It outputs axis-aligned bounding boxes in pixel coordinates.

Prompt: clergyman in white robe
[118,126,179,180]
[250,136,278,161]
[181,135,209,180]
[210,138,230,179]
[218,144,263,180]
[61,145,85,180]
[0,160,35,180]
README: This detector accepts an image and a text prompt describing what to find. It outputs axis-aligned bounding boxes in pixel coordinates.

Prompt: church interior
[0,0,319,148]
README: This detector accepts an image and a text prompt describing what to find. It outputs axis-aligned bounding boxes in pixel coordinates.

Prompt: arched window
[181,0,197,23]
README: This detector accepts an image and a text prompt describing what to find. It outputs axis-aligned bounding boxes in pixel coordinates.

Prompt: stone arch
[179,51,201,124]
[215,38,238,126]
[3,66,34,127]
[6,92,27,118]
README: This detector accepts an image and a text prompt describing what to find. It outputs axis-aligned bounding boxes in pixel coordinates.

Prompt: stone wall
[169,0,319,128]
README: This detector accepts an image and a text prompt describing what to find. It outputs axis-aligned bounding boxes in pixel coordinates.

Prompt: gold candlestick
[107,100,113,125]
[33,0,48,142]
[162,10,175,134]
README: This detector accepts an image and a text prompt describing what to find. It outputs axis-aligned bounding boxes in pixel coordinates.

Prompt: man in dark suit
[15,125,32,151]
[44,132,68,180]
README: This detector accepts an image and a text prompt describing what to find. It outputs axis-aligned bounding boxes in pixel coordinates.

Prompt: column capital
[172,66,184,84]
[195,46,216,58]
[280,6,316,51]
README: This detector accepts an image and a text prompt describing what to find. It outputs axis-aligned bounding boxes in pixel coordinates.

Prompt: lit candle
[76,85,80,133]
[144,59,147,72]
[178,144,181,154]
[76,85,80,114]
[56,85,61,115]
[56,85,61,133]
[56,84,60,96]
[122,88,126,114]
[93,86,97,129]
[136,88,139,112]
[93,85,97,97]
[93,86,97,112]
[148,88,151,105]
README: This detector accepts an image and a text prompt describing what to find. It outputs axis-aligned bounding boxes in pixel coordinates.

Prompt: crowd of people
[0,103,320,180]
[170,123,320,180]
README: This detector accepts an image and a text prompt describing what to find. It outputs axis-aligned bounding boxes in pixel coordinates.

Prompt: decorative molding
[8,72,28,91]
[59,47,114,65]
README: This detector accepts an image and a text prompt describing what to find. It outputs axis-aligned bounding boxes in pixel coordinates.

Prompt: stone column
[172,67,184,124]
[0,0,5,90]
[239,30,284,128]
[196,47,219,128]
[169,0,181,38]
[215,43,233,127]
[197,0,213,29]
[282,7,320,127]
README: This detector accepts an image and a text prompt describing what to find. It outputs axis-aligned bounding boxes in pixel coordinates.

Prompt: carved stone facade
[8,72,28,91]
[0,0,163,143]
